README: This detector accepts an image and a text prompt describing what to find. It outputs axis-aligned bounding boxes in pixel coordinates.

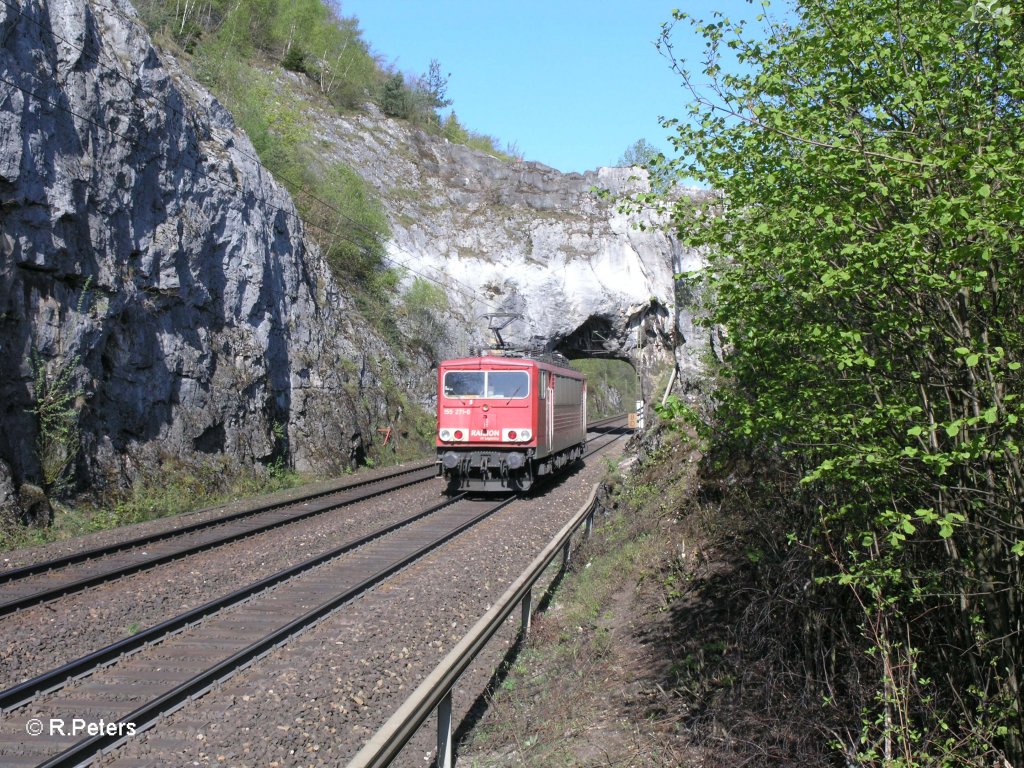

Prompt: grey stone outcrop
[298,88,708,393]
[0,459,17,526]
[0,0,386,493]
[17,483,52,528]
[0,0,704,511]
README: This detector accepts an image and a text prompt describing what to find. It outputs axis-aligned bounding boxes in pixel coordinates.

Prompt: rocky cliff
[306,97,706,390]
[0,0,702,519]
[0,0,396,509]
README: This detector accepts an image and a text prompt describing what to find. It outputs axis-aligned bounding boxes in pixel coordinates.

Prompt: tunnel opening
[567,357,640,421]
[551,315,640,419]
[556,314,619,359]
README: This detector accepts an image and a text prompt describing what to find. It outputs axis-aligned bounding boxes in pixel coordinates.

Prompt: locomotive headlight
[502,428,532,442]
[439,428,453,441]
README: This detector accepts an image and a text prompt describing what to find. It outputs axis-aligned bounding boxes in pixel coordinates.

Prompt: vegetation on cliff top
[634,0,1024,764]
[135,0,516,159]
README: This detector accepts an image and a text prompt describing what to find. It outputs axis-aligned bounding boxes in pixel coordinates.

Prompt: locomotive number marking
[443,408,472,415]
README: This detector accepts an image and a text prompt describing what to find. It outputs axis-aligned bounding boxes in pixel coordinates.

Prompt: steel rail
[0,492,467,713]
[33,494,518,768]
[0,466,437,616]
[5,417,630,764]
[347,484,603,768]
[586,413,628,430]
[1,419,625,617]
[0,462,434,585]
[582,419,631,458]
[346,424,631,767]
[1,416,623,589]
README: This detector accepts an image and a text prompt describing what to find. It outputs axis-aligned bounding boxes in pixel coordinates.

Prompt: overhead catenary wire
[0,0,503,315]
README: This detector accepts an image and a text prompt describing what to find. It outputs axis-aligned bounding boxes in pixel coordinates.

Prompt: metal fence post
[437,689,453,768]
[521,587,533,637]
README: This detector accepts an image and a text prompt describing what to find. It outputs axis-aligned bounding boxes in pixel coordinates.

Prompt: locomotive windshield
[443,371,484,397]
[486,371,528,398]
[443,370,529,399]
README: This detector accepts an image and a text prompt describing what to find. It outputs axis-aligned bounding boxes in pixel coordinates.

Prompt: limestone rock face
[0,460,17,527]
[0,0,384,490]
[17,483,52,528]
[309,101,708,392]
[0,0,704,501]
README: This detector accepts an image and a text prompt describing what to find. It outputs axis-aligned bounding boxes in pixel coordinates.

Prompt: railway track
[0,494,518,767]
[0,418,626,618]
[0,417,631,767]
[0,464,437,616]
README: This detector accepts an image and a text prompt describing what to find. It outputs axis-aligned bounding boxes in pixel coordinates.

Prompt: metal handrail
[347,484,602,768]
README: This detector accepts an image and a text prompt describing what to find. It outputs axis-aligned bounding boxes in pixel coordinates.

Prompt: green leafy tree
[420,59,452,112]
[138,0,380,109]
[441,112,470,144]
[271,0,378,104]
[398,60,453,127]
[617,138,659,168]
[618,138,672,192]
[380,73,409,118]
[281,44,307,73]
[654,0,1024,763]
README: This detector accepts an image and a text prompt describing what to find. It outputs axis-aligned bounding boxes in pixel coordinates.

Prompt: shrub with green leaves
[399,278,450,360]
[28,349,82,498]
[653,0,1024,763]
[137,0,380,110]
[26,279,92,500]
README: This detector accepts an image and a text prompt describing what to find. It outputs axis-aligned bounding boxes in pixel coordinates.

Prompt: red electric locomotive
[436,353,587,492]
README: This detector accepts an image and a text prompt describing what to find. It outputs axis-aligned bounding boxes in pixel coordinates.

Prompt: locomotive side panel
[549,371,586,455]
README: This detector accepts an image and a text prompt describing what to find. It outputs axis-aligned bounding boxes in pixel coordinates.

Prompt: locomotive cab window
[442,370,529,399]
[486,371,528,399]
[443,371,484,398]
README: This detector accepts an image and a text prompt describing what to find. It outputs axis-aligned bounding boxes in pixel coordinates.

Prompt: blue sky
[337,0,762,175]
